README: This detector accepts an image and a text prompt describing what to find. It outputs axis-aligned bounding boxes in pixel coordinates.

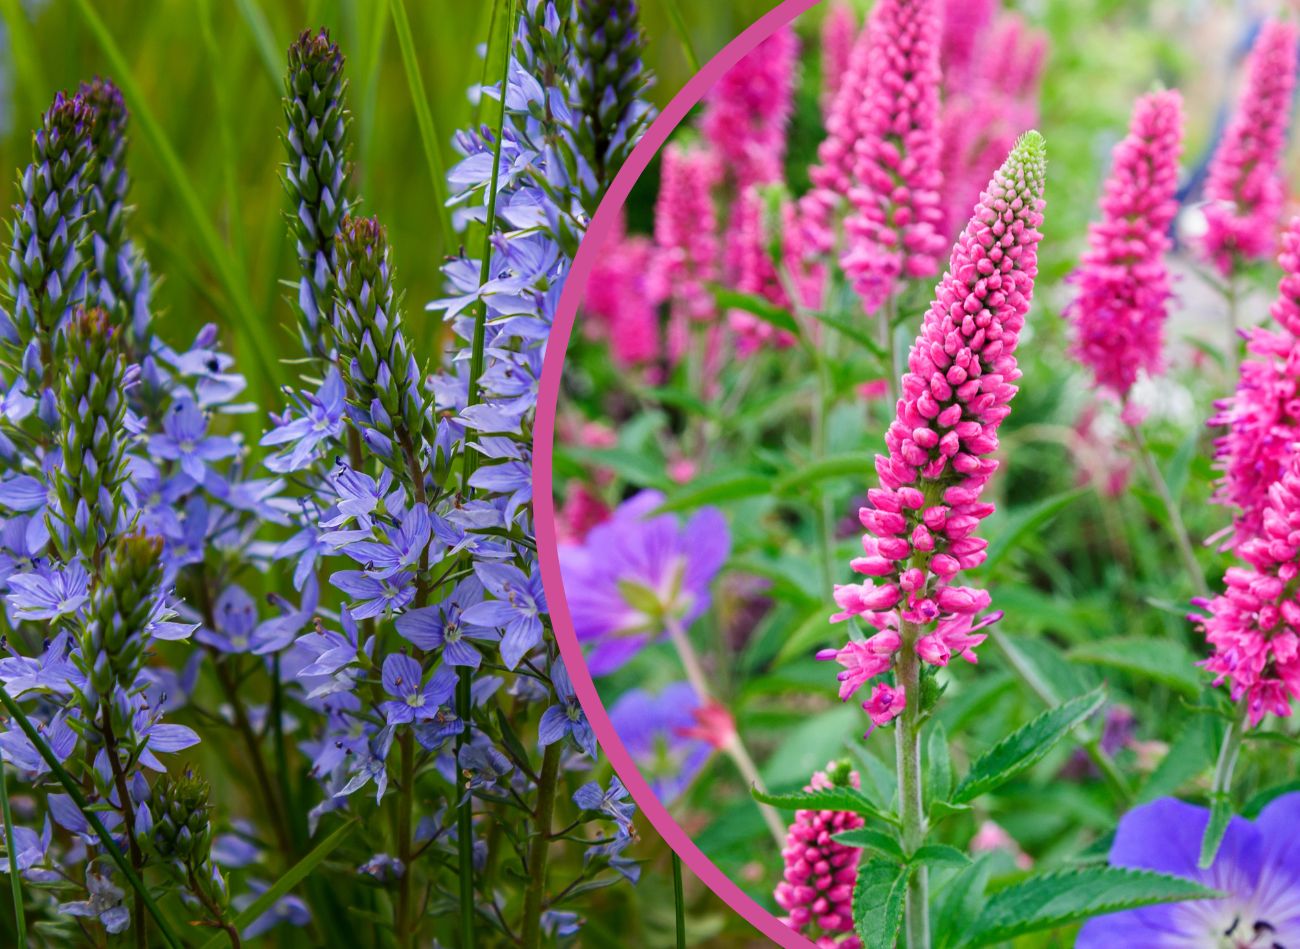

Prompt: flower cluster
[839,0,946,316]
[1069,90,1184,402]
[653,143,720,327]
[773,762,864,949]
[1200,18,1298,276]
[1210,217,1300,548]
[820,132,1047,724]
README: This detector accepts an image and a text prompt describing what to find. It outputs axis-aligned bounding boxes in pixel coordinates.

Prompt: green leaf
[934,856,992,949]
[806,309,886,358]
[713,288,799,336]
[929,800,973,824]
[199,819,357,949]
[660,0,700,71]
[1068,637,1204,698]
[231,0,282,87]
[772,453,876,496]
[952,686,1106,805]
[926,721,953,809]
[0,0,50,123]
[1138,714,1215,803]
[1199,793,1232,869]
[832,827,905,860]
[852,859,908,949]
[912,844,971,869]
[655,472,771,512]
[980,488,1087,574]
[0,763,26,946]
[1243,778,1300,818]
[964,866,1220,946]
[752,786,898,826]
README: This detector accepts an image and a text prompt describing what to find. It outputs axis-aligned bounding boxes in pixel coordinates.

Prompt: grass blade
[0,687,183,948]
[232,0,283,89]
[387,0,455,247]
[660,0,700,72]
[672,852,685,949]
[198,819,357,949]
[70,0,282,396]
[0,0,50,123]
[0,763,26,946]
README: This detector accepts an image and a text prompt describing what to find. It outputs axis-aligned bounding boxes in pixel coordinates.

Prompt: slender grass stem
[1126,421,1208,600]
[660,0,700,72]
[0,687,183,949]
[894,619,930,949]
[664,617,786,846]
[519,742,562,949]
[672,852,686,949]
[395,729,416,947]
[0,763,26,946]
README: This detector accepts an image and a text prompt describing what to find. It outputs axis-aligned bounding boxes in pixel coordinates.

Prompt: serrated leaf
[1068,636,1203,698]
[964,866,1220,946]
[912,844,970,868]
[952,686,1105,805]
[853,859,908,949]
[930,800,973,823]
[935,855,993,949]
[832,827,904,860]
[752,786,898,826]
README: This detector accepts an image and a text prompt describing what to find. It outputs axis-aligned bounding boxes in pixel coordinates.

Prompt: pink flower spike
[774,764,864,948]
[839,0,946,315]
[1201,19,1299,276]
[1068,90,1184,401]
[863,682,906,731]
[651,143,720,327]
[820,3,857,111]
[816,637,897,702]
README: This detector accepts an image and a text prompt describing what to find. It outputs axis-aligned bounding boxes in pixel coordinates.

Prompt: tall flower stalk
[820,132,1047,947]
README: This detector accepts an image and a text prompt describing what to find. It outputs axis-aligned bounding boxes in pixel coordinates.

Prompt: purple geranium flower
[394,577,497,668]
[537,660,595,758]
[608,682,711,805]
[558,490,729,675]
[261,367,346,472]
[148,398,239,481]
[460,562,546,670]
[1078,794,1300,946]
[378,653,457,726]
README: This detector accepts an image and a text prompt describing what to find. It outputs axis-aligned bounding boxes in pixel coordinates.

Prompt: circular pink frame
[533,2,824,945]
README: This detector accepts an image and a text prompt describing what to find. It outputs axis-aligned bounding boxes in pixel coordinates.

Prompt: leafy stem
[519,741,562,949]
[894,618,930,949]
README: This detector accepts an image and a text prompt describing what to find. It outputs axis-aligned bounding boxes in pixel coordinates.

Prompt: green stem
[664,617,786,847]
[519,742,562,949]
[455,670,475,949]
[672,852,686,949]
[881,294,899,408]
[0,763,26,947]
[1211,703,1245,806]
[0,687,183,949]
[895,620,929,949]
[1224,275,1239,383]
[1126,421,1208,600]
[395,729,416,947]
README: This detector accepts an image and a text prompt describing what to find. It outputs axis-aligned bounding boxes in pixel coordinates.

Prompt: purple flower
[261,367,346,472]
[271,521,333,591]
[460,562,546,670]
[147,398,239,481]
[338,503,431,579]
[378,653,457,726]
[196,584,259,653]
[537,659,596,758]
[607,682,711,804]
[7,562,90,619]
[330,569,414,619]
[337,725,394,803]
[0,631,84,696]
[558,490,729,675]
[131,705,201,771]
[573,776,635,834]
[394,578,497,668]
[0,817,51,878]
[1078,794,1300,946]
[234,878,311,940]
[0,710,78,776]
[59,863,129,934]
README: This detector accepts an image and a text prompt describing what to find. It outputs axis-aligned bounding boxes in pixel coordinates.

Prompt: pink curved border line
[534,2,824,946]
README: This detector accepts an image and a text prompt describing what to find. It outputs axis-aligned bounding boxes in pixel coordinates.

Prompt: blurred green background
[0,1,787,945]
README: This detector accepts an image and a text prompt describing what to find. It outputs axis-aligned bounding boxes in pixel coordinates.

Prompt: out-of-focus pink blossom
[938,13,1047,239]
[857,379,891,401]
[1069,90,1184,401]
[701,25,799,190]
[940,0,995,77]
[673,699,737,751]
[820,2,858,111]
[652,143,720,325]
[1194,452,1300,726]
[556,484,611,544]
[1211,218,1300,547]
[667,457,697,484]
[971,820,1033,869]
[840,0,946,315]
[584,225,662,368]
[1201,19,1298,276]
[774,764,864,949]
[729,188,798,356]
